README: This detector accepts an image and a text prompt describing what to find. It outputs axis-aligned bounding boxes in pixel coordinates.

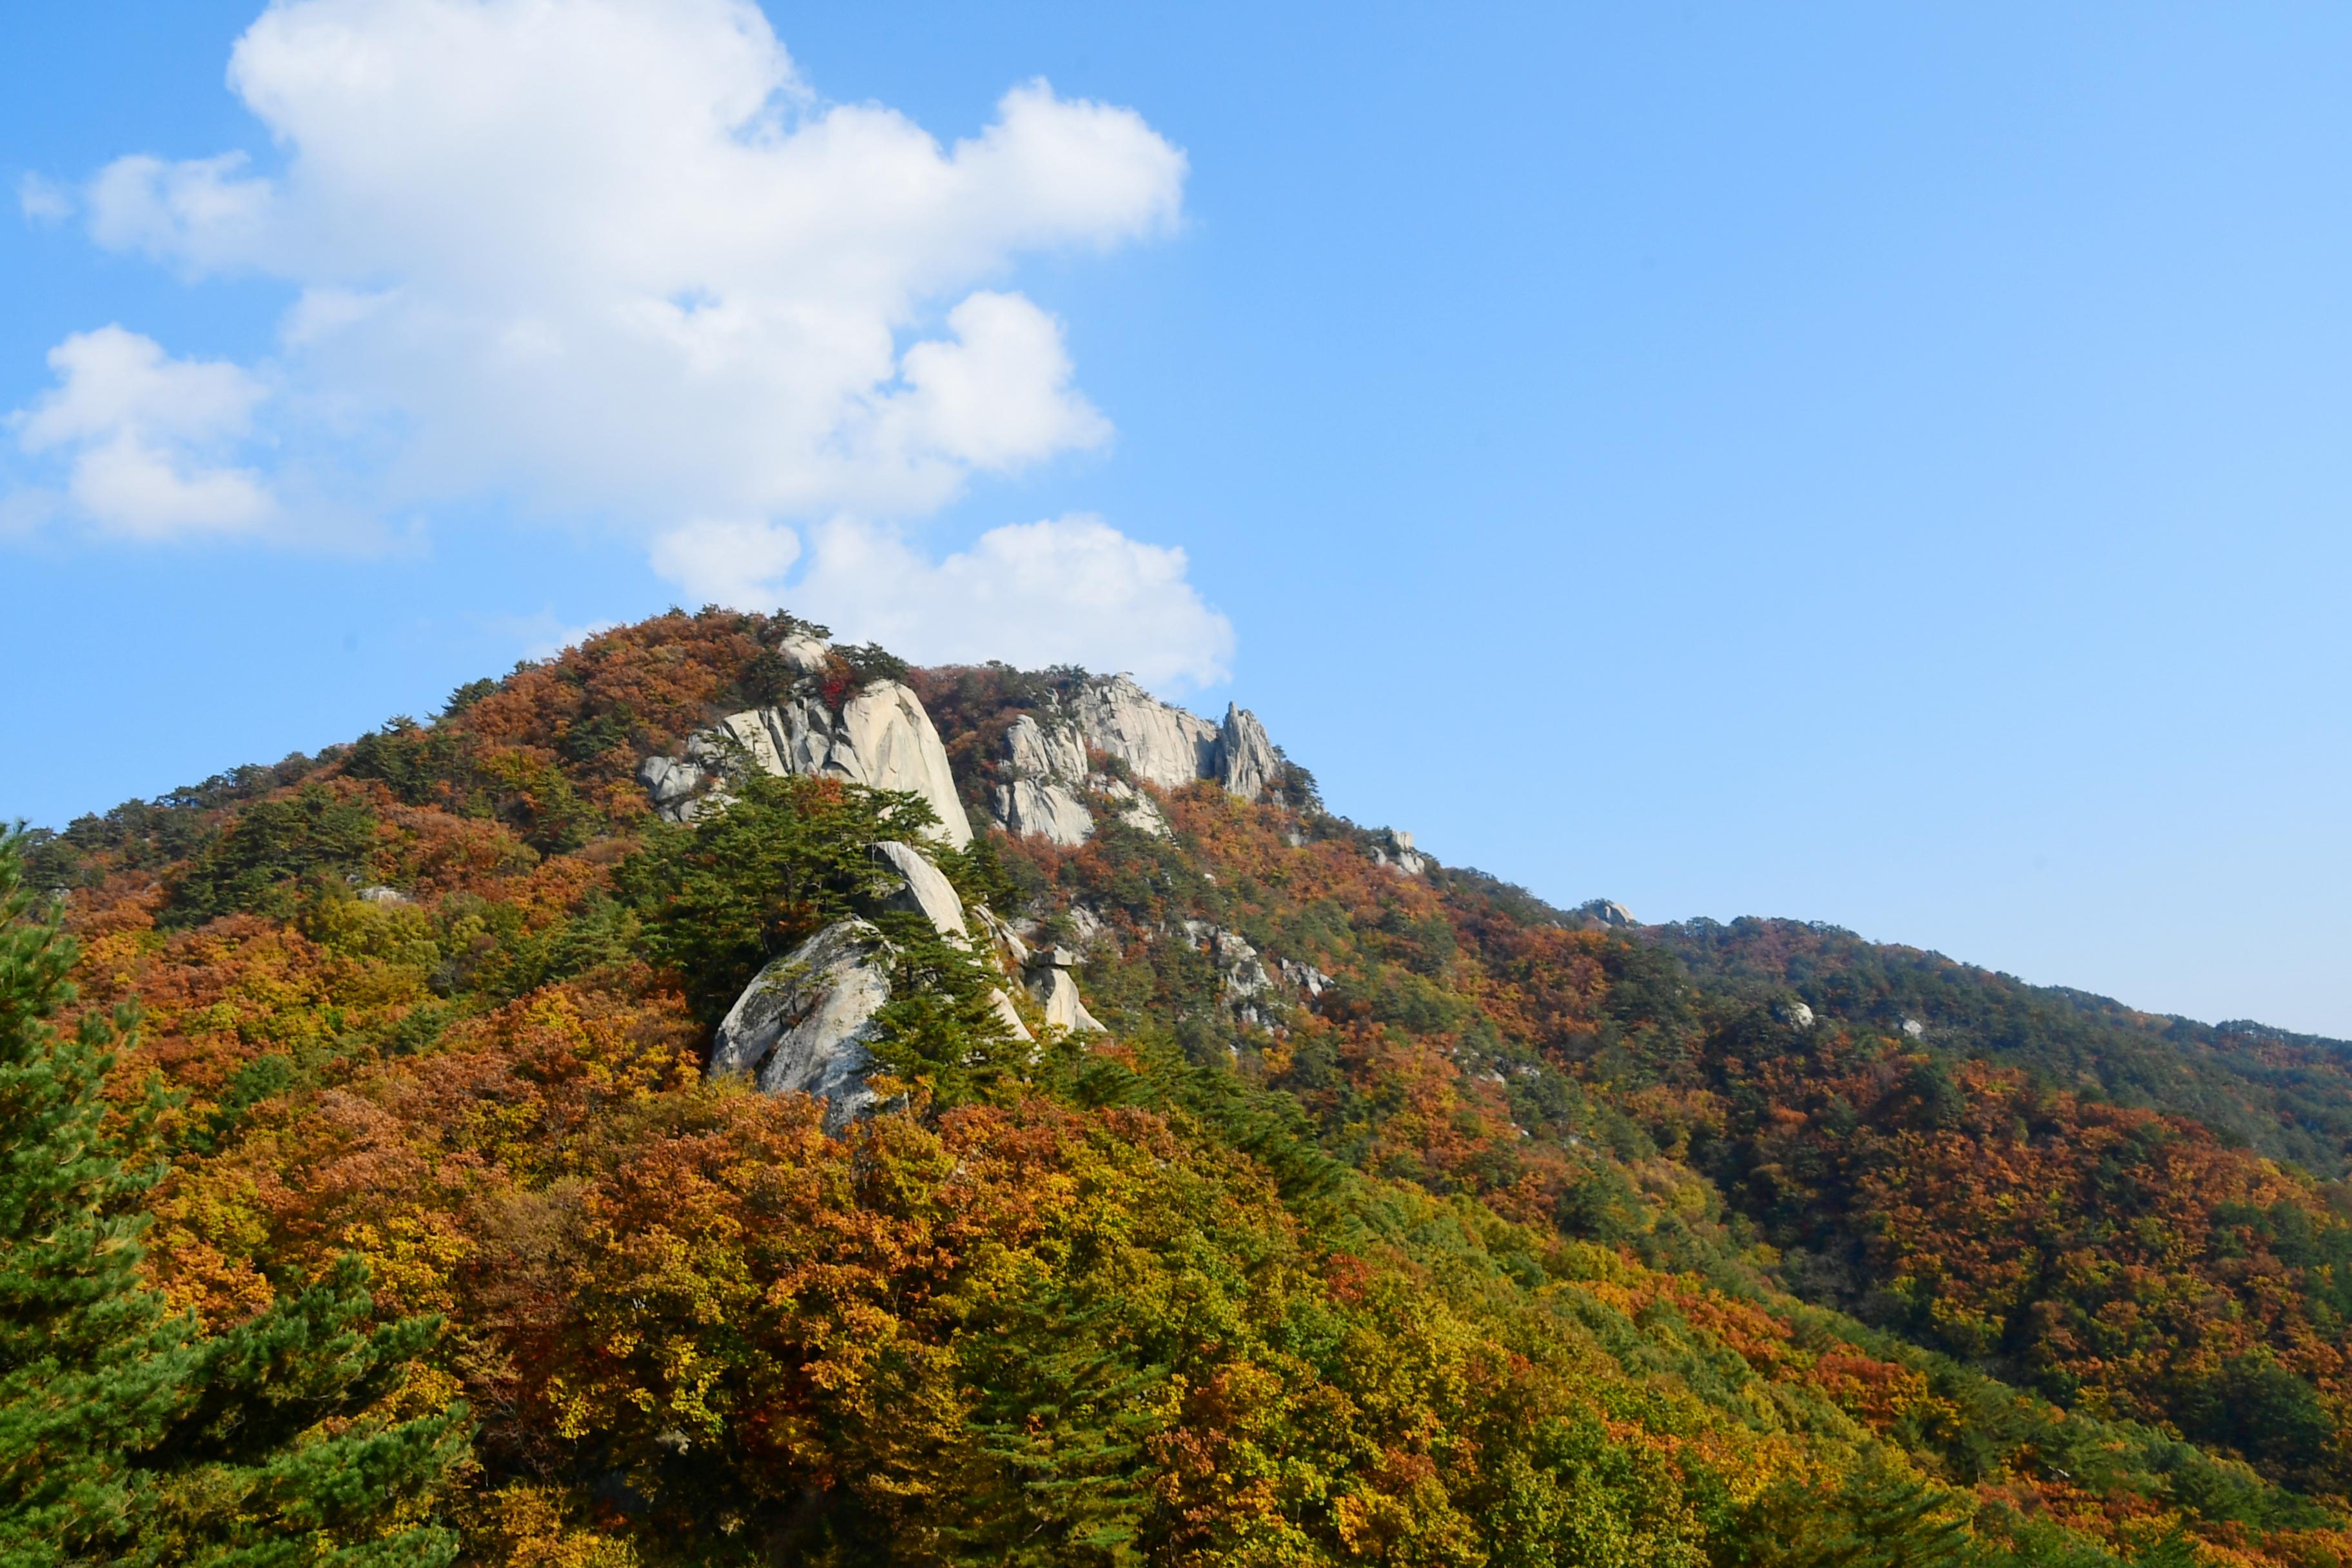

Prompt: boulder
[777,632,830,673]
[711,919,894,1130]
[994,778,1095,848]
[1580,899,1637,929]
[873,840,968,941]
[1025,946,1105,1034]
[1901,1017,1926,1039]
[638,755,708,819]
[1774,1001,1817,1030]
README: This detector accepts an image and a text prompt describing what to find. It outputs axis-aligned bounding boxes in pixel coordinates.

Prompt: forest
[5,607,2349,1567]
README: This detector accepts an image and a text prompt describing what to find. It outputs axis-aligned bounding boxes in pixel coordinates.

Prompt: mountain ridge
[13,606,2352,1567]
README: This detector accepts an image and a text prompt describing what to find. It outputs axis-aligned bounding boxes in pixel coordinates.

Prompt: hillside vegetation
[7,608,2350,1567]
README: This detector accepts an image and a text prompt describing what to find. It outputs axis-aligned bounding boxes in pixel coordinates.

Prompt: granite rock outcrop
[874,840,968,941]
[710,919,894,1132]
[1026,945,1106,1034]
[988,676,1282,847]
[638,634,972,847]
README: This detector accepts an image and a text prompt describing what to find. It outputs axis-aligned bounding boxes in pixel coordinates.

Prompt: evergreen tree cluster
[0,830,467,1565]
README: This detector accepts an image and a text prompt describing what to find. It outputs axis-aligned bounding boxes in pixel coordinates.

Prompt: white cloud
[785,516,1235,689]
[10,327,273,538]
[0,488,61,541]
[16,174,72,224]
[648,517,803,609]
[643,513,1236,686]
[68,0,1182,522]
[13,0,1233,681]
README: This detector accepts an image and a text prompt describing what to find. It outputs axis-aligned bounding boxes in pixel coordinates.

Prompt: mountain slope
[18,607,2352,1567]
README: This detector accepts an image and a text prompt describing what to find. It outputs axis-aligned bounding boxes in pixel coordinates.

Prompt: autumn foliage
[14,610,2352,1567]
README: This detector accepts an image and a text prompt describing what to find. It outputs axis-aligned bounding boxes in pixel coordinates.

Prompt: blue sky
[6,3,2351,1035]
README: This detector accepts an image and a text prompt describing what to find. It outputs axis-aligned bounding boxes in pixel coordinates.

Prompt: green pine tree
[0,828,469,1566]
[939,1275,1166,1565]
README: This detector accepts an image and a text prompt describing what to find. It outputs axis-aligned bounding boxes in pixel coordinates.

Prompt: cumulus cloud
[69,0,1180,520]
[15,174,72,224]
[11,0,1234,682]
[784,516,1235,689]
[648,518,803,609]
[10,327,273,538]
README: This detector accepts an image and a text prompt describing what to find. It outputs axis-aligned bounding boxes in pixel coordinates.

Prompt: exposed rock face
[1370,830,1427,876]
[776,632,830,673]
[832,684,972,845]
[663,679,973,847]
[1182,920,1271,1006]
[1217,704,1279,801]
[712,919,894,1131]
[1062,903,1111,953]
[994,778,1095,847]
[1026,946,1105,1034]
[992,716,1096,847]
[1902,1017,1926,1039]
[990,990,1035,1044]
[1067,676,1221,791]
[1217,934,1272,1022]
[638,755,707,814]
[1097,778,1169,838]
[966,905,1038,1044]
[1581,900,1638,928]
[972,904,1032,969]
[873,841,968,941]
[1177,919,1285,1028]
[1005,714,1088,781]
[1775,1001,1817,1030]
[988,678,1279,845]
[1277,957,1331,998]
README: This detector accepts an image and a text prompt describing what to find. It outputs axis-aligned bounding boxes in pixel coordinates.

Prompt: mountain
[13,607,2351,1567]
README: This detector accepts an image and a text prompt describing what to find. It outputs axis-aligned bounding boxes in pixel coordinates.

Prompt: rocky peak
[638,658,973,847]
[1217,703,1278,801]
[1066,674,1221,791]
[1369,829,1427,876]
[989,674,1286,847]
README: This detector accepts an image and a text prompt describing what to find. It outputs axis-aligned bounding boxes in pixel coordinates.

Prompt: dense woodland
[5,607,2350,1567]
